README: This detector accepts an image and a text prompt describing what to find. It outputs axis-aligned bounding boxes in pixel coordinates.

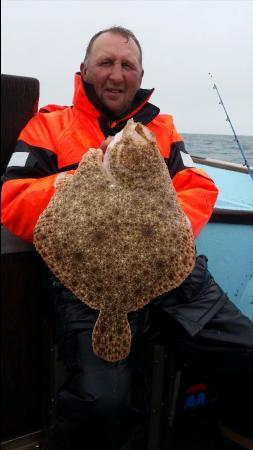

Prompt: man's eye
[101,61,111,66]
[123,63,133,69]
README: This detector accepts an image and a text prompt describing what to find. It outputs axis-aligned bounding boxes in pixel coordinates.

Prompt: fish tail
[92,311,131,362]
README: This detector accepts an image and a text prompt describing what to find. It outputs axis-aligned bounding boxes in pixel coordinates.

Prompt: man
[2,27,253,450]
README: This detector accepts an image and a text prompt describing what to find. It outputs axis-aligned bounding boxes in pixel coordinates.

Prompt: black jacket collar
[82,80,160,136]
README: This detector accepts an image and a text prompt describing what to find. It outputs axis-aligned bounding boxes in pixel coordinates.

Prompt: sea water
[182,133,253,166]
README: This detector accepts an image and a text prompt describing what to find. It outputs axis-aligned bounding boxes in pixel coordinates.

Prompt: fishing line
[208,73,253,182]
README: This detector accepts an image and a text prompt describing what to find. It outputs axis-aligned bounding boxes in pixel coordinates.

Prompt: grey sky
[2,0,253,135]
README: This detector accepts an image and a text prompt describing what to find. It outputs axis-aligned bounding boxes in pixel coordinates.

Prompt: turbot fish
[34,119,195,362]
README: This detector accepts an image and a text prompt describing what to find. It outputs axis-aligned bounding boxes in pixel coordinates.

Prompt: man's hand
[100,136,114,154]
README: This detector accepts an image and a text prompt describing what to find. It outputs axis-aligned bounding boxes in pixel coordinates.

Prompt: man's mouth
[106,88,123,94]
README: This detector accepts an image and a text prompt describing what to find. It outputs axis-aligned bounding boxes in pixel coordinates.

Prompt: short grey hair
[84,26,143,66]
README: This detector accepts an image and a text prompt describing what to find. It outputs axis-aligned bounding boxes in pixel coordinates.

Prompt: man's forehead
[90,32,140,60]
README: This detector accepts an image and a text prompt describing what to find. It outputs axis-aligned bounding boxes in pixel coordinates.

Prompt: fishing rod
[208,72,253,182]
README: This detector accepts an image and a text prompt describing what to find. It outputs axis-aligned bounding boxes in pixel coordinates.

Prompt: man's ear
[80,62,87,79]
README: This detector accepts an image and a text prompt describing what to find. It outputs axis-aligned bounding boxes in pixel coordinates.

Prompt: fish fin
[92,310,131,362]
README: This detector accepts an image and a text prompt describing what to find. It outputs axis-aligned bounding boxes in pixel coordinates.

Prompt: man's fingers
[100,136,114,153]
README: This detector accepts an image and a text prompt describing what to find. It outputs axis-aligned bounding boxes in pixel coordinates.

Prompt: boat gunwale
[192,155,253,174]
[211,208,253,225]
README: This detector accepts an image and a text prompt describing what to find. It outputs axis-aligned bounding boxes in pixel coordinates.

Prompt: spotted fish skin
[92,310,131,362]
[34,119,195,362]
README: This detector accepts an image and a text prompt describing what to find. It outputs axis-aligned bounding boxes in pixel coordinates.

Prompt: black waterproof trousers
[48,256,253,450]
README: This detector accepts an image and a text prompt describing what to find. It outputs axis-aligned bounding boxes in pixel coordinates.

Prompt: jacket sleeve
[166,123,218,237]
[1,112,73,242]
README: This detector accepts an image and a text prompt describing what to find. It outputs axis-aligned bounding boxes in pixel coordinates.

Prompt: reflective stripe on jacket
[1,73,218,242]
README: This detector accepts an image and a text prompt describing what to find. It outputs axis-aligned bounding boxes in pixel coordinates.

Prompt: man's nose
[109,63,124,82]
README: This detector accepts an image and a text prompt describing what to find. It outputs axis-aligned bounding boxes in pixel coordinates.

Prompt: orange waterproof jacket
[1,73,218,242]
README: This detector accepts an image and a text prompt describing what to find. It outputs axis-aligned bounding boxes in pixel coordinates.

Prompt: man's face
[80,32,144,116]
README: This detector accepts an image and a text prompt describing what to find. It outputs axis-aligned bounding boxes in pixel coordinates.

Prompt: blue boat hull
[194,158,253,321]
